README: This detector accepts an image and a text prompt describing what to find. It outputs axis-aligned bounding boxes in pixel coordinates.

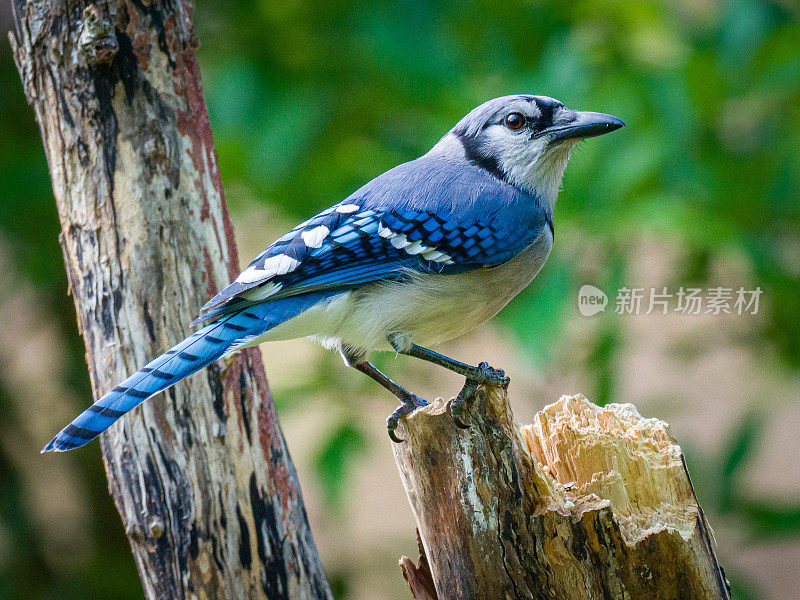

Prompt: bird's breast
[332,226,554,351]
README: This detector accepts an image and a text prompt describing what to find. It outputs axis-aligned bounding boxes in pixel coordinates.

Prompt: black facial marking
[534,97,562,131]
[456,130,506,182]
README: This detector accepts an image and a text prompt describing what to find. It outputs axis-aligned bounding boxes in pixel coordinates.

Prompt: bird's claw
[387,394,428,443]
[449,362,510,429]
[465,361,510,389]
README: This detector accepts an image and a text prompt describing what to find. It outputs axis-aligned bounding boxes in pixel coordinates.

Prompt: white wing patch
[236,254,301,284]
[390,233,411,249]
[301,225,330,249]
[378,224,394,239]
[377,223,454,264]
[236,267,269,284]
[336,203,360,214]
[261,254,301,275]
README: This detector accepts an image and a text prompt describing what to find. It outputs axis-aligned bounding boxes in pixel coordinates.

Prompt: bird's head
[431,94,624,206]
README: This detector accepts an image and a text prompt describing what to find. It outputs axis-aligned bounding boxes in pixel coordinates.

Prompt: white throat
[499,138,578,212]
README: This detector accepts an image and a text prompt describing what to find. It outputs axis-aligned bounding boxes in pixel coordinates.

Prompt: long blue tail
[42,294,327,452]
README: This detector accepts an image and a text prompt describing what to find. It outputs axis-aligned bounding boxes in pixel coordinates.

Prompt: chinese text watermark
[578,286,762,316]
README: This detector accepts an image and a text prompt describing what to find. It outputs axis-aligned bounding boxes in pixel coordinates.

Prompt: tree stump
[394,389,730,600]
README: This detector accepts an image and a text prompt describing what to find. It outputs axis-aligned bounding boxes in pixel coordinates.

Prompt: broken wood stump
[394,388,730,600]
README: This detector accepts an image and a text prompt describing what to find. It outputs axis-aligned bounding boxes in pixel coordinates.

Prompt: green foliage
[708,411,800,540]
[727,572,761,600]
[741,500,800,539]
[313,422,368,512]
[197,5,800,597]
[720,410,763,510]
[684,408,800,559]
[1,0,799,598]
[328,572,350,600]
[199,0,800,366]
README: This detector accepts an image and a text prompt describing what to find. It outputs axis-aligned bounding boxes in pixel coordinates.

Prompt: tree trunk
[9,1,331,598]
[394,389,731,600]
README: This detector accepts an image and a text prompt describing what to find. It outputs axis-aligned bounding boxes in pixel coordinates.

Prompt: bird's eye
[504,112,526,130]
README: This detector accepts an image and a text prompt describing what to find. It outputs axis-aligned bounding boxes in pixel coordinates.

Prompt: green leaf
[313,423,368,511]
[741,500,800,538]
[726,569,762,600]
[719,411,763,510]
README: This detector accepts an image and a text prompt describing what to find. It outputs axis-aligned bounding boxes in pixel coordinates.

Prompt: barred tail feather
[42,293,327,452]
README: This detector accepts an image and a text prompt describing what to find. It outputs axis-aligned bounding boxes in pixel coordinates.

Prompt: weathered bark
[394,390,731,600]
[9,1,331,598]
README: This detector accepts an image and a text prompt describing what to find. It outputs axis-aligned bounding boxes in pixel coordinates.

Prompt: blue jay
[43,95,623,452]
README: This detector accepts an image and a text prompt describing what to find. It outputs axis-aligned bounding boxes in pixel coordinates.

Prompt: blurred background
[1,0,799,598]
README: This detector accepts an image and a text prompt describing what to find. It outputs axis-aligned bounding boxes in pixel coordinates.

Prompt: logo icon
[578,285,608,316]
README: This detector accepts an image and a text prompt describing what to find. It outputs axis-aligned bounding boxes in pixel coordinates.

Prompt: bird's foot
[449,362,510,429]
[387,393,429,443]
[465,361,510,389]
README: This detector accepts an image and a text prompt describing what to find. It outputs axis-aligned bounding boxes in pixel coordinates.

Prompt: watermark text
[578,286,762,316]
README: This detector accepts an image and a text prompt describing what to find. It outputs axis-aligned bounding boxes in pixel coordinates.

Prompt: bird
[42,94,624,452]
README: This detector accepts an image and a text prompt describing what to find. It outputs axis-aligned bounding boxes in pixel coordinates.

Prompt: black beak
[546,111,625,142]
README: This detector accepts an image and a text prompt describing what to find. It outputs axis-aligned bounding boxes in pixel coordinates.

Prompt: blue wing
[196,156,549,323]
[44,157,551,452]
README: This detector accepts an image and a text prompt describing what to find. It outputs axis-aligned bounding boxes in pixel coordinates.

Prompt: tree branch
[394,389,731,600]
[9,1,331,598]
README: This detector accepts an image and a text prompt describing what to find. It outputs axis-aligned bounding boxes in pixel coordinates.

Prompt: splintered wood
[394,390,730,600]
